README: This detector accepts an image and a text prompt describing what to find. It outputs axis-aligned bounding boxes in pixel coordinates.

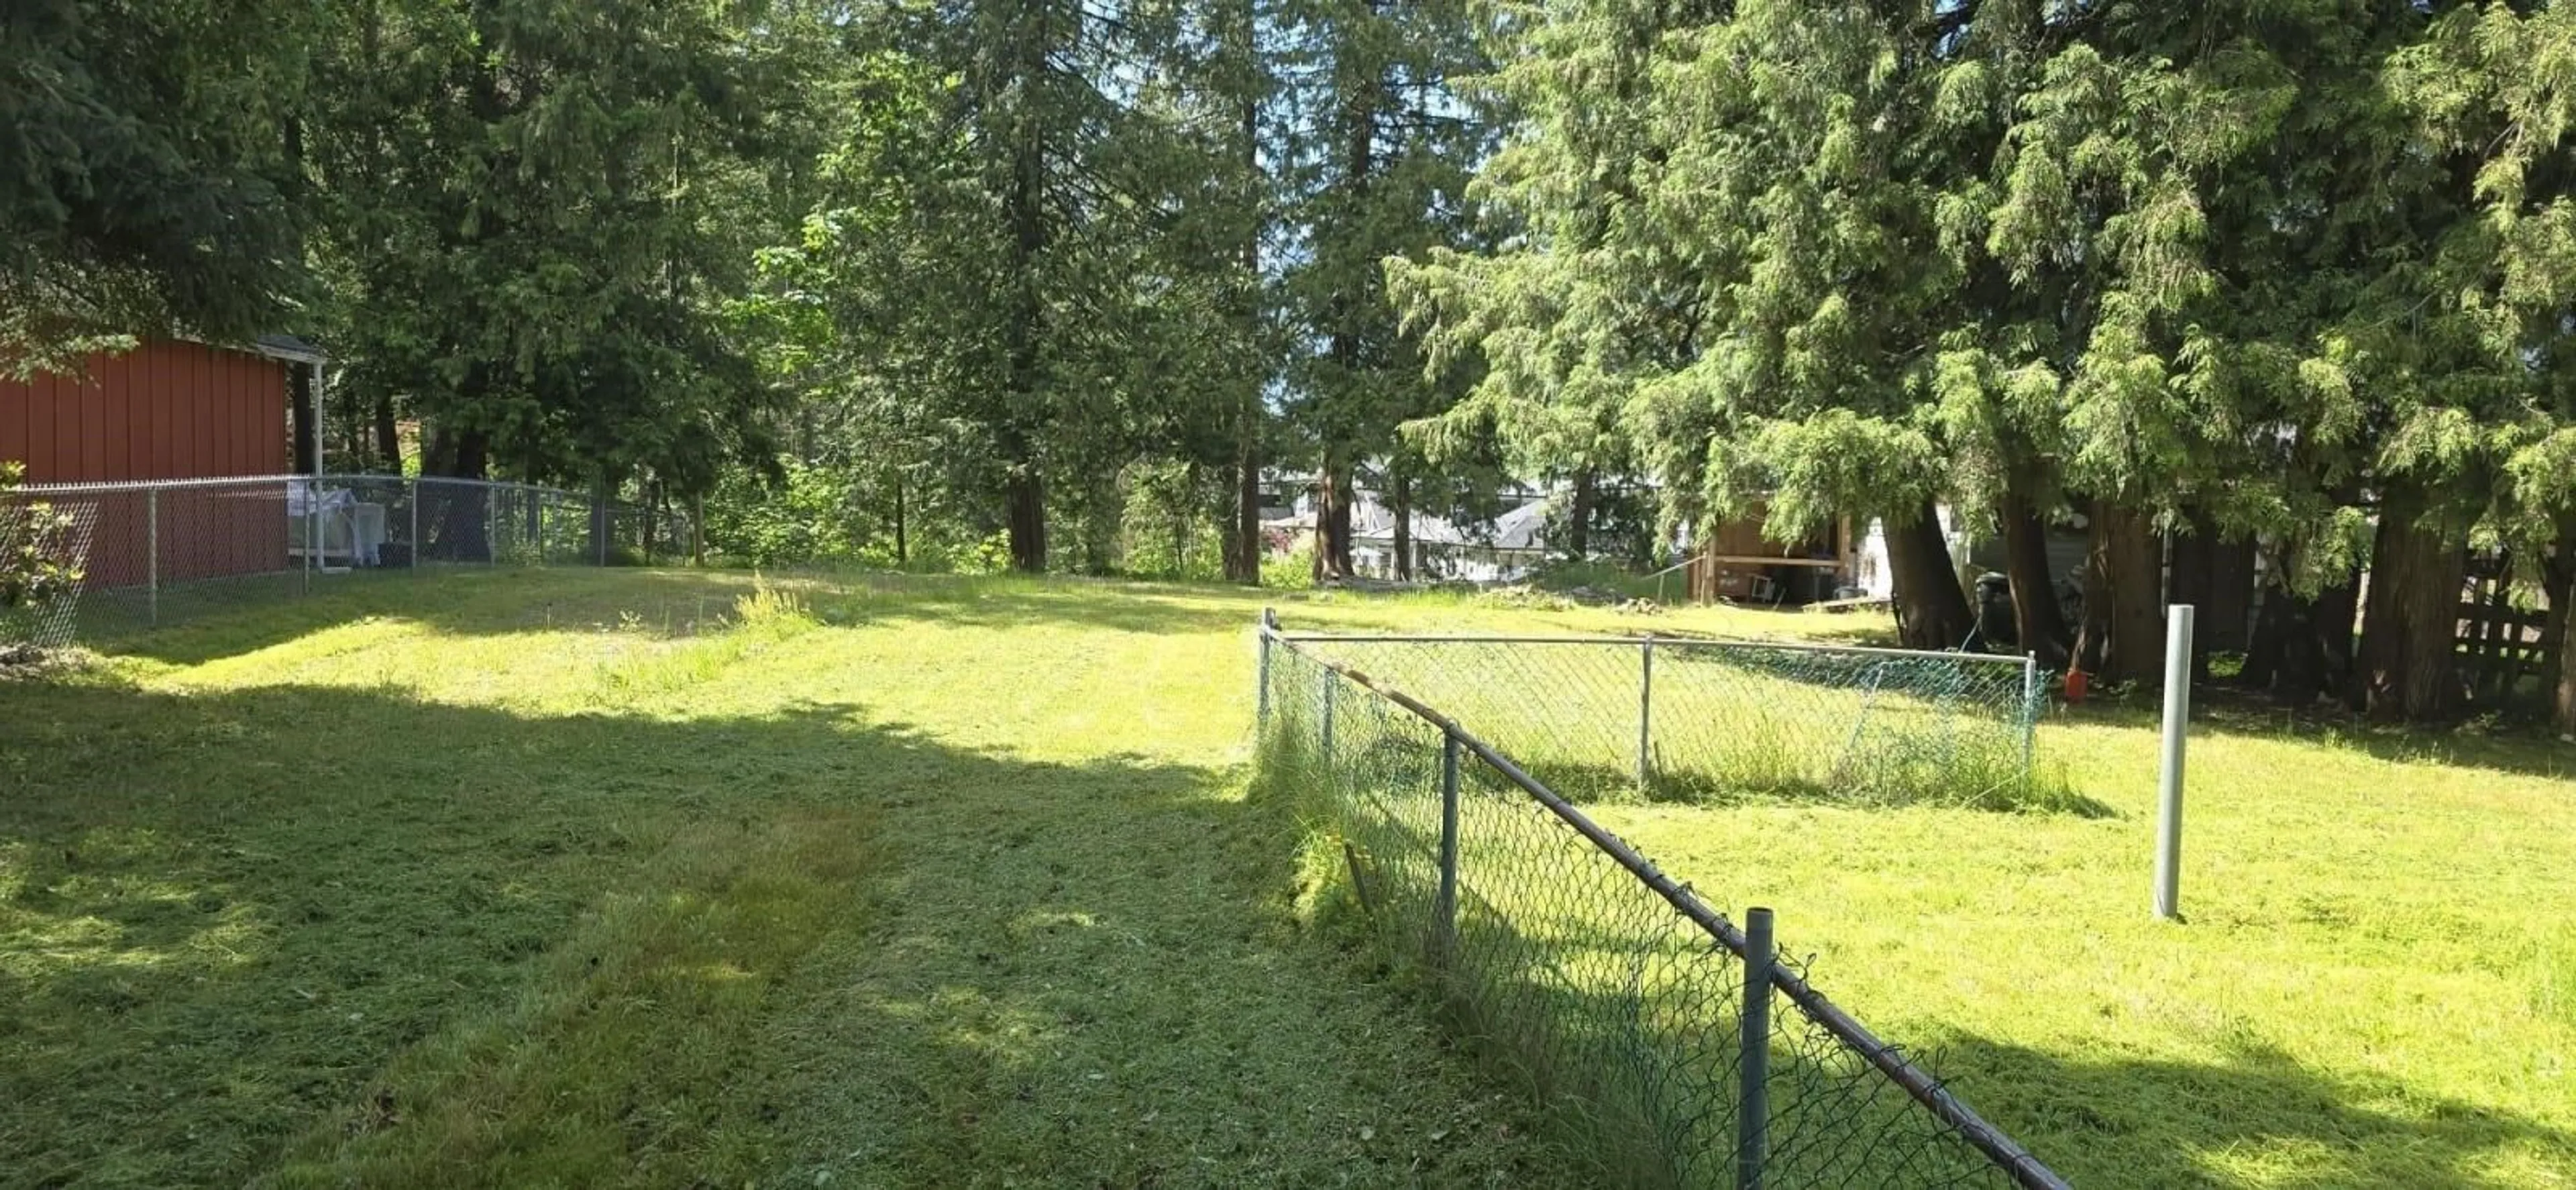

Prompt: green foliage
[306,0,810,494]
[699,457,1013,574]
[1389,0,2576,712]
[36,0,2576,710]
[1263,535,1320,589]
[1278,0,1497,572]
[0,461,82,616]
[1115,459,1230,580]
[700,460,873,569]
[0,0,307,374]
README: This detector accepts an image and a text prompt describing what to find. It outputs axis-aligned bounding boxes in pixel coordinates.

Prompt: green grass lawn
[1594,708,2576,1189]
[3,567,2572,1187]
[1,570,1591,1188]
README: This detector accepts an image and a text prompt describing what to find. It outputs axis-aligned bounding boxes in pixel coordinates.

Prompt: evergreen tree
[307,0,806,558]
[1,0,311,374]
[1280,0,1491,580]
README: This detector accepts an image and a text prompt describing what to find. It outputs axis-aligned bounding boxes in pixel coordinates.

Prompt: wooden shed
[1682,503,1858,605]
[0,337,325,588]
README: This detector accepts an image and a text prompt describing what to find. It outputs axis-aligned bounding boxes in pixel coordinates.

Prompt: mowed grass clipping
[1,570,1576,1188]
[2,567,2571,1188]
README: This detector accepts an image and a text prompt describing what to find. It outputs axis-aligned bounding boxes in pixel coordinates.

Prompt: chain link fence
[1,474,692,650]
[1279,629,2052,812]
[1256,612,2067,1189]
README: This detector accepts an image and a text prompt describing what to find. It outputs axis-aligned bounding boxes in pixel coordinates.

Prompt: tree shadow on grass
[0,672,1578,1189]
[0,679,1200,1186]
[2057,691,2576,784]
[83,567,1271,667]
[1927,1032,2576,1189]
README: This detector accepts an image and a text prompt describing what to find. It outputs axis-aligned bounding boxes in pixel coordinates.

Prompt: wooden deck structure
[1680,504,1856,604]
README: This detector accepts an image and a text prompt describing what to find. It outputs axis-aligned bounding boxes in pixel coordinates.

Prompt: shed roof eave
[248,333,327,366]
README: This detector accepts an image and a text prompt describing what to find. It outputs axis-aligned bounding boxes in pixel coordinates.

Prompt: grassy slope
[3,569,2571,1187]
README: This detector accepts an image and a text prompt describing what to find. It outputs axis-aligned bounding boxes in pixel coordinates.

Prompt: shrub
[0,461,82,617]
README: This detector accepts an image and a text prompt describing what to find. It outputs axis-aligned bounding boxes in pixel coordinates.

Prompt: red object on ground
[2063,668,2088,703]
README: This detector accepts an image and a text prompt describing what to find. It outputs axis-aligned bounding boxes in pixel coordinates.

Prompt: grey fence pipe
[1256,622,1274,729]
[1320,666,1336,755]
[1271,631,2031,667]
[146,488,158,627]
[303,489,317,596]
[1638,635,1655,789]
[1738,906,1775,1190]
[2022,651,2040,776]
[2155,604,2194,920]
[409,483,421,570]
[1436,731,1461,959]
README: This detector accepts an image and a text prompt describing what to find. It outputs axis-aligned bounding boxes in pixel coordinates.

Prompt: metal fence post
[146,488,158,627]
[1738,906,1775,1190]
[2155,605,2194,921]
[1638,635,1656,790]
[486,488,498,565]
[1436,731,1461,959]
[409,479,421,571]
[1256,608,1277,730]
[1320,667,1336,755]
[2021,651,2039,777]
[303,482,317,596]
[596,495,608,567]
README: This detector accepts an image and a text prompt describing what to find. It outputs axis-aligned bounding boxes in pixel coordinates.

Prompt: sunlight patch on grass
[0,830,274,982]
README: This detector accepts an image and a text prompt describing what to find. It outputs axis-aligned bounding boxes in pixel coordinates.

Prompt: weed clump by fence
[1281,629,2080,814]
[1256,614,2068,1189]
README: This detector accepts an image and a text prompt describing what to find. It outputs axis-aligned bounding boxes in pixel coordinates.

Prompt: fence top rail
[1267,629,2070,1190]
[1269,627,2035,669]
[13,472,321,494]
[12,473,617,500]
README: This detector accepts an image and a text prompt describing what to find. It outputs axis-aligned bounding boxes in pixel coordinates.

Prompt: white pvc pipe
[311,363,327,477]
[2155,604,2194,921]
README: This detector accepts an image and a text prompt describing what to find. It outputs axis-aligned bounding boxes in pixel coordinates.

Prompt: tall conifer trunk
[2548,541,2576,736]
[2073,500,2163,686]
[1391,470,1413,581]
[1886,500,1975,650]
[1226,60,1263,586]
[1997,466,2070,668]
[2359,486,2465,720]
[1566,467,1595,560]
[1000,0,1052,574]
[1312,462,1354,580]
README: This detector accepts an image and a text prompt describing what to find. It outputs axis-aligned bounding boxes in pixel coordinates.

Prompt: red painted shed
[0,338,308,484]
[1,337,326,589]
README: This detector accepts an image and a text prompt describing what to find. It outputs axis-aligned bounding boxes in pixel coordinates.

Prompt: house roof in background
[1348,494,1550,552]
